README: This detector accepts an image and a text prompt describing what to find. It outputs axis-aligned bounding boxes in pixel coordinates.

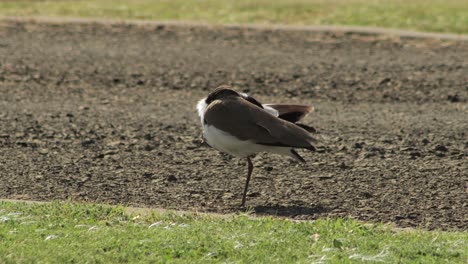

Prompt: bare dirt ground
[0,20,466,230]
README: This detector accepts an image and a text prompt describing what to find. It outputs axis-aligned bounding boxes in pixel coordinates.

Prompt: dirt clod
[167,175,178,182]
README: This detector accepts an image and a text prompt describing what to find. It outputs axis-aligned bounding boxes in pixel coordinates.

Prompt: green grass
[0,201,466,263]
[0,0,468,33]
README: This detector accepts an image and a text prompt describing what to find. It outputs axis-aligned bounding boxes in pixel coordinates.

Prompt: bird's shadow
[252,204,328,218]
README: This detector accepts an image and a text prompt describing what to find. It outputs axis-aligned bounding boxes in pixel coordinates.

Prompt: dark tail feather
[265,104,313,123]
[278,111,305,123]
[290,149,306,162]
[296,123,317,133]
[306,145,316,152]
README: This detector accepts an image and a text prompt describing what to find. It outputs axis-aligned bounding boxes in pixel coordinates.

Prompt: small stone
[16,141,28,147]
[315,147,327,153]
[422,138,430,145]
[447,94,459,102]
[395,215,405,220]
[247,191,261,197]
[379,77,391,85]
[185,145,197,150]
[382,139,393,144]
[353,142,363,149]
[368,146,383,152]
[14,132,25,138]
[110,154,120,161]
[222,192,234,199]
[319,174,334,180]
[18,140,41,148]
[81,139,96,146]
[167,175,177,182]
[106,141,121,147]
[434,145,448,152]
[400,147,414,151]
[79,176,90,183]
[103,149,119,156]
[339,162,348,169]
[144,144,155,151]
[38,148,49,155]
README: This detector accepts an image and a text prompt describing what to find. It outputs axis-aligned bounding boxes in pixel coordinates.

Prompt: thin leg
[241,157,254,207]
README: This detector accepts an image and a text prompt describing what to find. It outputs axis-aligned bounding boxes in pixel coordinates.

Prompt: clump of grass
[0,201,466,263]
[0,0,468,33]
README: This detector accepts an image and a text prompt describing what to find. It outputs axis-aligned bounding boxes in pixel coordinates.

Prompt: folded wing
[204,98,317,150]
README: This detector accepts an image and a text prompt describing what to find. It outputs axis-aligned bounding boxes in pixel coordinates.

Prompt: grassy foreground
[1,0,468,34]
[0,201,466,263]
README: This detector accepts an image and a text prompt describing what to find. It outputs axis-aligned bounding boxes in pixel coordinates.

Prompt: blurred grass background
[1,0,467,33]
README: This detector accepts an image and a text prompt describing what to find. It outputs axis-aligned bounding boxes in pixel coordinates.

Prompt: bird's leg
[241,157,254,207]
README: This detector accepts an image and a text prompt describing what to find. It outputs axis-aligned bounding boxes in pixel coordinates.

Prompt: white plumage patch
[196,98,208,124]
[203,124,260,157]
[262,105,279,116]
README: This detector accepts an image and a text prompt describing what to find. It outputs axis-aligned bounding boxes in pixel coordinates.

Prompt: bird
[197,85,318,206]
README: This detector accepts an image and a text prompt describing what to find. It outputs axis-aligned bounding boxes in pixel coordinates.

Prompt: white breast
[203,124,261,158]
[203,124,299,160]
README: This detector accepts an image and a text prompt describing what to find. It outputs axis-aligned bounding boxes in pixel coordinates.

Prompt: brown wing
[204,98,317,149]
[263,104,313,123]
